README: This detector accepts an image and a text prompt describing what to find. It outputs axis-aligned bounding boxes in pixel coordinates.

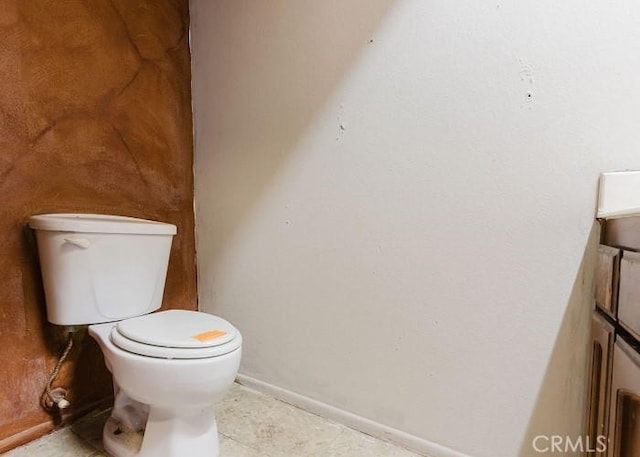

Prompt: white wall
[190,1,640,456]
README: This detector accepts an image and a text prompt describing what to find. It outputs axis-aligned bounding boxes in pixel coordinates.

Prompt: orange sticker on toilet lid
[192,329,227,342]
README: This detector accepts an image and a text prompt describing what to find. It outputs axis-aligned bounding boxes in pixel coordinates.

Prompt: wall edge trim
[0,396,112,454]
[0,421,53,454]
[236,373,475,457]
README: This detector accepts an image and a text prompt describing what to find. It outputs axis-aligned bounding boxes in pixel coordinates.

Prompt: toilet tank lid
[28,213,177,235]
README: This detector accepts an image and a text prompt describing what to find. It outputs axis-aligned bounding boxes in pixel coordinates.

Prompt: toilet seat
[110,310,241,359]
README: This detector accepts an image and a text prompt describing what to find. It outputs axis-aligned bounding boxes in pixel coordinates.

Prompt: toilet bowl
[28,214,242,457]
[89,310,242,457]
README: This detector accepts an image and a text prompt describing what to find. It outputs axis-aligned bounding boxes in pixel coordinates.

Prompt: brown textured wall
[0,0,195,450]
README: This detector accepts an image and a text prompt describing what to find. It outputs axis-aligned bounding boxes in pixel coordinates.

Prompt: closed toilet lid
[110,327,241,359]
[117,309,237,348]
[111,310,241,359]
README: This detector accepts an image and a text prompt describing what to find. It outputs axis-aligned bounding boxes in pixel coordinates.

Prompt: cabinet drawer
[585,313,615,456]
[609,337,640,457]
[595,245,621,318]
[619,251,640,340]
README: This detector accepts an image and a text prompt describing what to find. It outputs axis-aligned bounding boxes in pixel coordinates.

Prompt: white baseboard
[236,374,474,457]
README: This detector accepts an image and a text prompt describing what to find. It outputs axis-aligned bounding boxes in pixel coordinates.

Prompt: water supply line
[41,332,74,411]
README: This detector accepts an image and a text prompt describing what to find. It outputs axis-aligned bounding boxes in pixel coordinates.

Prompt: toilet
[29,213,242,457]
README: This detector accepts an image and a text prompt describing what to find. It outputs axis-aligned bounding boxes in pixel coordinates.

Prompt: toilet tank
[29,214,177,326]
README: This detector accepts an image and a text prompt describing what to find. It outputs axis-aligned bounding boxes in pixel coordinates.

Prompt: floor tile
[219,436,265,457]
[324,427,425,457]
[217,384,344,457]
[217,384,423,457]
[2,428,97,457]
[2,383,424,457]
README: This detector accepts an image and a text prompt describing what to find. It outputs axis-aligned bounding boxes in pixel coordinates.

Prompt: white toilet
[29,213,242,457]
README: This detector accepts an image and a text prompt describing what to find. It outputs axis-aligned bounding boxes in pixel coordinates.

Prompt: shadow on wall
[191,0,397,252]
[518,222,599,457]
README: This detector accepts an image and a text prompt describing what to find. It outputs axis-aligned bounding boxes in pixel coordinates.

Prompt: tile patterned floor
[2,384,424,457]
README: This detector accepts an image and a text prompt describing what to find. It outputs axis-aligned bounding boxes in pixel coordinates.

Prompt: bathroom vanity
[586,216,640,457]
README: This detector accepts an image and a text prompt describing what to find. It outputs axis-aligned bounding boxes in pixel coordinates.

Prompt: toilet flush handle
[63,237,90,249]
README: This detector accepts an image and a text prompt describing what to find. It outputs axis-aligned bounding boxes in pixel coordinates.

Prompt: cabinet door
[595,245,621,318]
[609,338,640,457]
[586,313,615,457]
[618,251,640,341]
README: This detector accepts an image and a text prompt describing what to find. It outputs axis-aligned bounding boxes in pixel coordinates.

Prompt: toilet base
[103,416,143,457]
[103,406,220,457]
